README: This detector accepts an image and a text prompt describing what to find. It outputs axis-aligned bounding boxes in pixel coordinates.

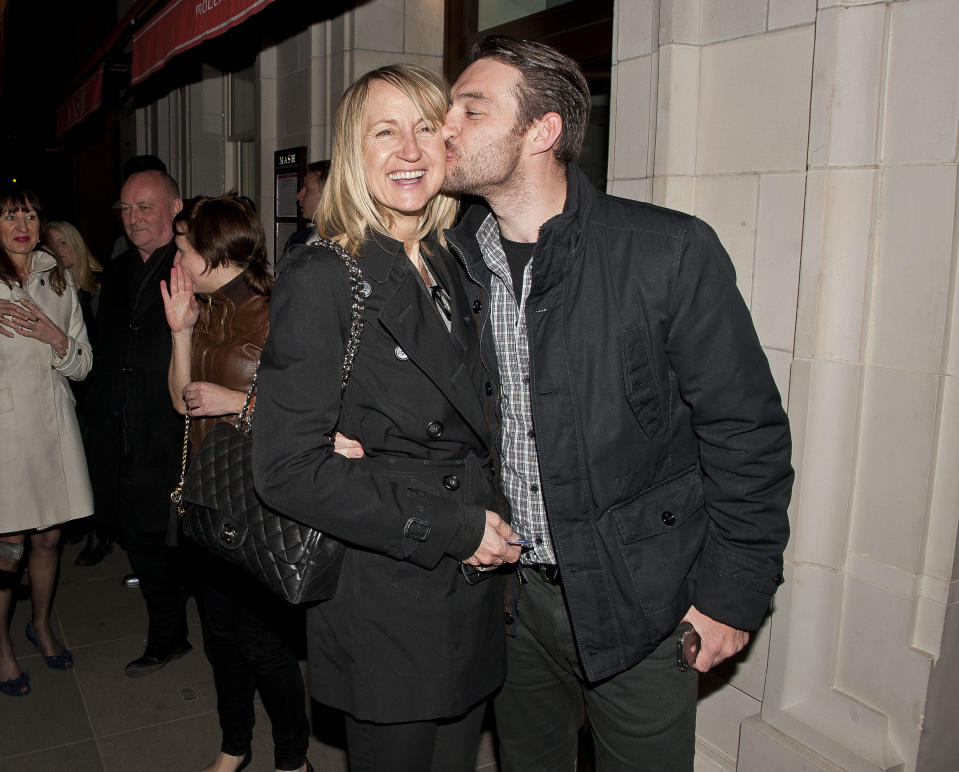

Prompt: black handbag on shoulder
[170,238,365,604]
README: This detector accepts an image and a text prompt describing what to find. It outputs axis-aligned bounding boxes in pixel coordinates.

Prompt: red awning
[56,65,105,138]
[131,0,279,85]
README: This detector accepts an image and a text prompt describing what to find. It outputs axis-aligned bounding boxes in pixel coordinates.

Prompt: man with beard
[440,37,793,770]
[86,170,193,677]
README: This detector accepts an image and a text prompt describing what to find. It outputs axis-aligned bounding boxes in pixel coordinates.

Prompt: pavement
[0,538,499,771]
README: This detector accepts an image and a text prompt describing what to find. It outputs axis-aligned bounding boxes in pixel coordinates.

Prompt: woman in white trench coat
[0,185,93,697]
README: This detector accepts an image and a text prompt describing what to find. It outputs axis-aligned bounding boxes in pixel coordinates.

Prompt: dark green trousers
[495,568,698,772]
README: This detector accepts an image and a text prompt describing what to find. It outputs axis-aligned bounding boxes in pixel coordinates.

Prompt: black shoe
[75,535,113,566]
[121,573,140,588]
[124,641,192,678]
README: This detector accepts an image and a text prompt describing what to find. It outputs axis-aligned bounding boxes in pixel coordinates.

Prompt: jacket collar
[28,250,58,275]
[371,231,489,444]
[207,271,254,307]
[447,162,595,278]
[356,230,411,285]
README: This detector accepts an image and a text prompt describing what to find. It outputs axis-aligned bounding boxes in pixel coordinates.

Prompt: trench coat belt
[359,454,491,477]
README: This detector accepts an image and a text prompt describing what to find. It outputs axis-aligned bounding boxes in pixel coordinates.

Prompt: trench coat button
[485,382,493,396]
[661,511,676,526]
[472,299,482,314]
[504,610,514,625]
[442,475,460,491]
[394,346,409,361]
[426,420,444,439]
[39,278,45,286]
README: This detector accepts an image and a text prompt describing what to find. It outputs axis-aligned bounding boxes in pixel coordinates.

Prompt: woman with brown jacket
[161,194,310,772]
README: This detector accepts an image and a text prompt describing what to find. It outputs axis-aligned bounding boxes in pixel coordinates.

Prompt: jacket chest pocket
[621,324,665,439]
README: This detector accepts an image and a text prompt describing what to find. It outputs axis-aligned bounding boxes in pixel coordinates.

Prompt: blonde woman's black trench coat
[252,233,508,724]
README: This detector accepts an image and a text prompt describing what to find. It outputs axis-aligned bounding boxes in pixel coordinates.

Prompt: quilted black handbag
[170,238,365,604]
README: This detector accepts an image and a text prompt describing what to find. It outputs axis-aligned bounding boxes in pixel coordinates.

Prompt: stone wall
[610,1,959,769]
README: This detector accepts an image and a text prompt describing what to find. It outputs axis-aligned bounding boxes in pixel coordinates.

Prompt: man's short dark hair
[122,154,167,181]
[471,36,591,165]
[307,160,331,180]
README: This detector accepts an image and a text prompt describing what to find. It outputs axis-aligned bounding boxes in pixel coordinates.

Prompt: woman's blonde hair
[317,63,457,254]
[45,220,103,294]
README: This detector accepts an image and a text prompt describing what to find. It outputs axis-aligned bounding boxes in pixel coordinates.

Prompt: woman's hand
[333,432,365,459]
[182,381,247,417]
[463,511,523,569]
[0,298,70,355]
[161,264,199,334]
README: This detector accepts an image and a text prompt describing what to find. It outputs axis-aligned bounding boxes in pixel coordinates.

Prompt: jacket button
[661,511,676,526]
[472,299,482,314]
[485,382,493,396]
[426,420,444,439]
[443,475,460,491]
[121,367,134,374]
[504,610,514,625]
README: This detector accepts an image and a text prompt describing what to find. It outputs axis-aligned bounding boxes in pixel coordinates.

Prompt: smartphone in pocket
[676,622,701,671]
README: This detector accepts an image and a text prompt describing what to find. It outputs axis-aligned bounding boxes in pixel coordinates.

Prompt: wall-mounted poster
[273,147,306,259]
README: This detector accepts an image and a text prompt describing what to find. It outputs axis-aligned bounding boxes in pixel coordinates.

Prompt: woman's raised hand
[161,263,199,334]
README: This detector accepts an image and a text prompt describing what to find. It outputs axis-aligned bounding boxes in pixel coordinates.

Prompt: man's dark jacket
[85,240,183,533]
[445,163,793,683]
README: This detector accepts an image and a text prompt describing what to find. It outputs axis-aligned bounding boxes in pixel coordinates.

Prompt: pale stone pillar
[610,1,959,770]
[257,44,278,262]
[742,1,959,770]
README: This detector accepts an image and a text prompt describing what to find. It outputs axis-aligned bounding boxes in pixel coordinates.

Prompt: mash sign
[56,65,104,137]
[132,0,278,84]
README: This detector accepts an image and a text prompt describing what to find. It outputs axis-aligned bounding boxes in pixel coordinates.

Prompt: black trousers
[343,701,486,772]
[122,525,191,655]
[118,464,191,656]
[195,559,310,770]
[495,568,698,772]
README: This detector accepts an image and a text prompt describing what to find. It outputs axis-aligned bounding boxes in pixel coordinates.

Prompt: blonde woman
[45,221,102,296]
[253,65,521,770]
[45,220,112,566]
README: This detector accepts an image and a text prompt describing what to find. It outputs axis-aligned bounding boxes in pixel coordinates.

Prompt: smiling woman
[0,185,93,698]
[252,64,521,772]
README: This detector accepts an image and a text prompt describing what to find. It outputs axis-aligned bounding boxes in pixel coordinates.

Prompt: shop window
[227,64,257,203]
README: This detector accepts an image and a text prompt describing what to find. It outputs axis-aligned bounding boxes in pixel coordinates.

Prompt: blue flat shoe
[0,670,30,696]
[26,620,74,670]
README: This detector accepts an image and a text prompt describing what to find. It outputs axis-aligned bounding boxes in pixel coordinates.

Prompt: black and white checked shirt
[475,214,556,566]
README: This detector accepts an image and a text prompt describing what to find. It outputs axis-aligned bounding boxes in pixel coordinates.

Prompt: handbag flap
[182,421,316,564]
